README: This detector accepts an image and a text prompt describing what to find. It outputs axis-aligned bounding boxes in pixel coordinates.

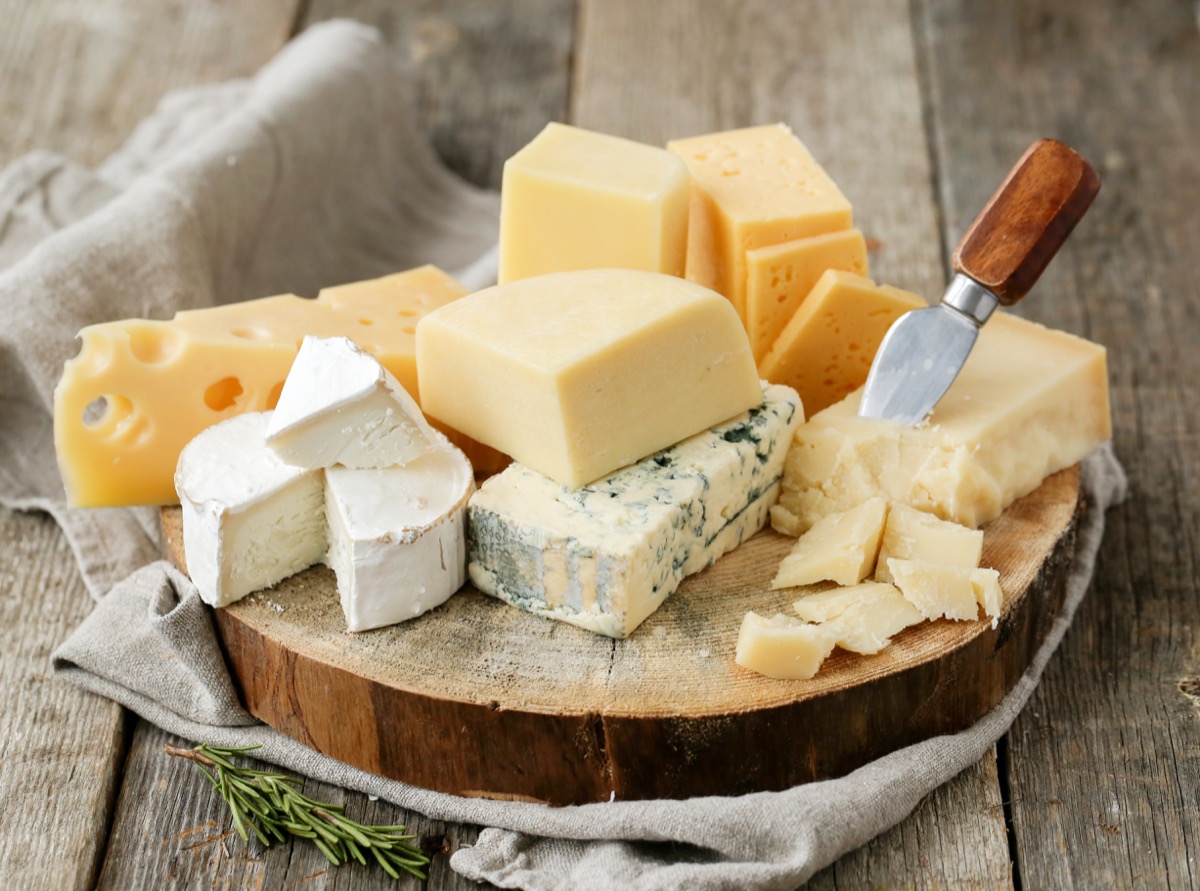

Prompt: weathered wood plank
[917,0,1200,887]
[0,509,126,891]
[574,0,1012,884]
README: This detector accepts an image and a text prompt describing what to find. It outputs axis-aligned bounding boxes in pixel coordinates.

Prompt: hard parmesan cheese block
[467,384,802,638]
[175,412,326,608]
[816,585,924,655]
[735,612,837,680]
[324,443,473,632]
[498,123,690,283]
[417,268,763,489]
[668,124,853,320]
[874,503,983,584]
[888,558,980,621]
[266,336,435,470]
[770,497,888,587]
[971,567,1004,626]
[773,312,1111,533]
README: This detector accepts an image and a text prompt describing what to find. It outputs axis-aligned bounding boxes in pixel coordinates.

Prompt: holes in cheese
[204,377,245,412]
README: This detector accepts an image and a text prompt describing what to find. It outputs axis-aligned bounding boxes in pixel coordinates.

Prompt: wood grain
[918,0,1200,886]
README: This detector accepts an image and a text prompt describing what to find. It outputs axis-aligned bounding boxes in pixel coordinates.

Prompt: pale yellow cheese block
[758,270,925,417]
[668,124,853,320]
[54,266,488,508]
[971,568,1004,624]
[735,612,837,680]
[817,585,924,655]
[744,229,869,362]
[772,312,1111,533]
[874,502,983,584]
[770,497,888,587]
[791,581,896,623]
[416,269,763,489]
[888,558,981,622]
[498,123,690,284]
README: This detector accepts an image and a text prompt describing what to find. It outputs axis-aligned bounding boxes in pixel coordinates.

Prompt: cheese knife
[858,139,1100,426]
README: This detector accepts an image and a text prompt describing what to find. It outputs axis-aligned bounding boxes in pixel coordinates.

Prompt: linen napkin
[0,20,1127,890]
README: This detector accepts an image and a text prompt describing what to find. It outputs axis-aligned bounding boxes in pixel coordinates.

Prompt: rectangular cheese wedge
[667,124,852,319]
[773,312,1111,533]
[735,612,837,680]
[817,585,924,654]
[744,229,869,362]
[55,265,482,507]
[874,503,983,584]
[759,270,926,417]
[498,122,690,283]
[888,558,980,621]
[467,384,802,638]
[770,497,888,587]
[417,268,763,489]
[175,411,326,607]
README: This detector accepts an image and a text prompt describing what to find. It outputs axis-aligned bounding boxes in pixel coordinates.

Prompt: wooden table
[1,1,1196,888]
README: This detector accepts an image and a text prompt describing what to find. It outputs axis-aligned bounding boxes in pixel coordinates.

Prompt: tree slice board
[161,464,1082,806]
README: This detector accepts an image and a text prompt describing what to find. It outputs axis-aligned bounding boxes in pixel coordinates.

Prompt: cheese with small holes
[667,124,852,320]
[806,583,925,655]
[770,497,888,587]
[467,384,802,638]
[735,612,837,680]
[266,336,435,470]
[176,412,326,608]
[498,123,690,283]
[874,503,984,584]
[55,265,483,508]
[887,558,980,621]
[759,270,925,417]
[773,312,1111,533]
[744,229,869,362]
[417,268,763,489]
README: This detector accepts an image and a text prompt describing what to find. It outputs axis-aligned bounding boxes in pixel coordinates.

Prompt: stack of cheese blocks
[175,335,474,632]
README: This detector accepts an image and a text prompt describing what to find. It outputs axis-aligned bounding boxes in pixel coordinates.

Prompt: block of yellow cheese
[772,312,1111,534]
[888,558,981,622]
[55,266,477,507]
[759,270,926,417]
[874,503,983,584]
[498,123,690,284]
[770,497,888,587]
[809,583,925,655]
[735,612,837,680]
[744,229,869,362]
[416,269,763,488]
[667,124,853,320]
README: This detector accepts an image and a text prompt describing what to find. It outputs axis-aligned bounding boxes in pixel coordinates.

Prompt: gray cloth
[0,19,1127,891]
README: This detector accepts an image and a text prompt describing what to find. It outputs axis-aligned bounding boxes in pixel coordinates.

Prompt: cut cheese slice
[744,229,869,362]
[888,558,980,622]
[667,124,852,319]
[55,265,483,507]
[818,585,924,654]
[735,612,837,680]
[759,270,925,417]
[791,580,900,623]
[498,123,690,283]
[773,312,1111,533]
[467,384,801,638]
[417,268,763,488]
[266,336,434,470]
[175,412,326,608]
[770,497,888,587]
[874,503,983,584]
[972,567,1004,626]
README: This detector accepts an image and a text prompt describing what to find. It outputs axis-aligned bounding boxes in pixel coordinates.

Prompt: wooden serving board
[162,465,1083,806]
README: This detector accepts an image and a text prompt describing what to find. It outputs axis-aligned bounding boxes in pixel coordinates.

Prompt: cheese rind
[771,497,888,587]
[735,612,837,680]
[498,123,690,283]
[874,503,983,584]
[175,412,326,607]
[466,384,802,638]
[417,268,763,488]
[266,336,435,470]
[774,312,1111,532]
[888,558,980,621]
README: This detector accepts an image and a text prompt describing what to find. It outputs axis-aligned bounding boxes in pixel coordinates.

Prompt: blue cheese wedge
[467,383,803,638]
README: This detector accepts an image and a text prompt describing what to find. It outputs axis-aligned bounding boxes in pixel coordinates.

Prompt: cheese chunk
[735,612,837,680]
[175,412,326,607]
[498,123,690,283]
[817,585,925,655]
[417,269,763,488]
[888,558,980,621]
[759,270,926,417]
[55,265,479,507]
[874,503,983,584]
[773,312,1111,532]
[325,444,473,632]
[467,384,802,638]
[972,568,1004,626]
[668,124,852,319]
[771,497,888,587]
[266,336,434,470]
[792,580,900,623]
[745,229,869,362]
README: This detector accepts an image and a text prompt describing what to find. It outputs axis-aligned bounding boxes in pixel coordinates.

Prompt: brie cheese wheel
[266,335,436,470]
[324,441,474,632]
[175,411,326,607]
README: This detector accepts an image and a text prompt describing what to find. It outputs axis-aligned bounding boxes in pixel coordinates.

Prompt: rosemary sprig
[165,743,429,880]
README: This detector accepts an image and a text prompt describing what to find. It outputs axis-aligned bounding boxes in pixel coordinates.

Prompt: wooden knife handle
[951,139,1100,305]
